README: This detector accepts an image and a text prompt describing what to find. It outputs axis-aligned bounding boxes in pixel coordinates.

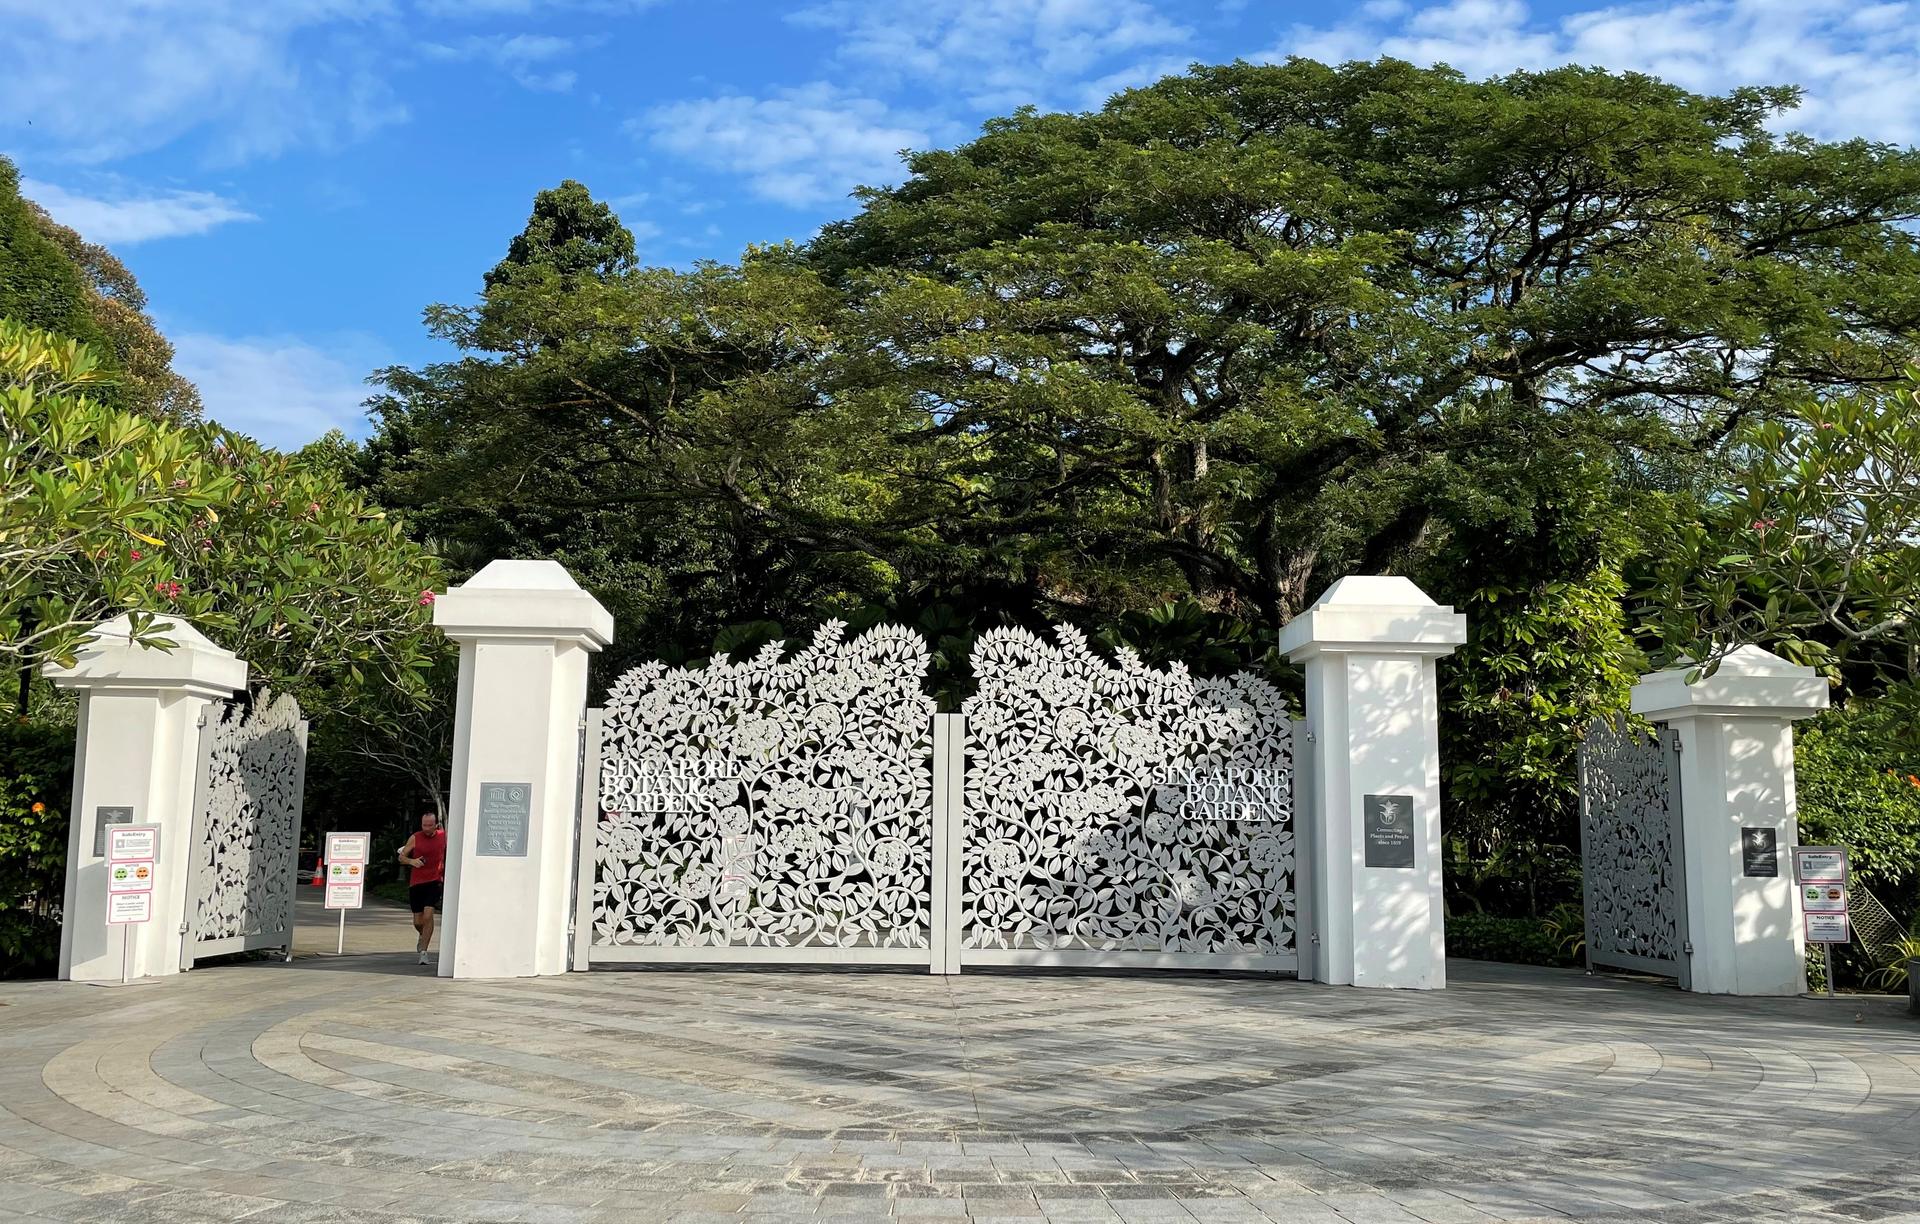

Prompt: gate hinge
[1682,941,1694,956]
[1671,732,1683,752]
[178,923,189,935]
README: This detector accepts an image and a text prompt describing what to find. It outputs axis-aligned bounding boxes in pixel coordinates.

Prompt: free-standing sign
[1741,828,1778,877]
[323,831,368,911]
[104,823,160,929]
[92,806,134,857]
[1794,845,1852,954]
[477,782,532,857]
[1363,794,1416,869]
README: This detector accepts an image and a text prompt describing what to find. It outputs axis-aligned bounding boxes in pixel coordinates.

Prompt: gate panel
[183,689,306,966]
[960,626,1300,973]
[584,622,936,965]
[1578,715,1690,986]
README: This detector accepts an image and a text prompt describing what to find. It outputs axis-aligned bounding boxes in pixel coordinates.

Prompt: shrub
[1445,910,1583,968]
[1795,698,1920,926]
[0,718,73,976]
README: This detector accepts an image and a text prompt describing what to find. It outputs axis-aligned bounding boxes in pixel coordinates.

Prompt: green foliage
[1646,374,1920,684]
[0,718,73,976]
[0,159,112,369]
[1865,936,1920,991]
[1444,909,1583,968]
[0,318,234,666]
[1794,695,1920,923]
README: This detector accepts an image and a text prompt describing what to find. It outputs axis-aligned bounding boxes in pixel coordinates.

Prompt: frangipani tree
[1647,370,1920,687]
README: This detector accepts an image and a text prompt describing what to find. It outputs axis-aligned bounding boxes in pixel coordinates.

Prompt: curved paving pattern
[0,959,1916,1223]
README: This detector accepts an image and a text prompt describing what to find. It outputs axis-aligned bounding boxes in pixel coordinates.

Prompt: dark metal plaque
[1742,828,1778,877]
[1363,794,1415,869]
[93,806,134,858]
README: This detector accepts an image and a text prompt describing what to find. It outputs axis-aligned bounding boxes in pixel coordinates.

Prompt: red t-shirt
[409,829,446,884]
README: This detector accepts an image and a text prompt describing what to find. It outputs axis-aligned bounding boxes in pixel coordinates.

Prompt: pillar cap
[434,559,613,649]
[1277,575,1468,661]
[1631,644,1830,722]
[42,614,248,699]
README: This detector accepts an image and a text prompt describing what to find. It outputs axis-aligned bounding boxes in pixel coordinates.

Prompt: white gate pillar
[44,615,247,981]
[434,560,611,979]
[1631,646,1827,995]
[1279,577,1466,989]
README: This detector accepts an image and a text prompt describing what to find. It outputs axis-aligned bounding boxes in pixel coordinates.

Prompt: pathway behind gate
[0,960,1915,1224]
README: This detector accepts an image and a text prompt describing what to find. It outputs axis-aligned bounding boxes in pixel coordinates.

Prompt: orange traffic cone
[311,860,325,886]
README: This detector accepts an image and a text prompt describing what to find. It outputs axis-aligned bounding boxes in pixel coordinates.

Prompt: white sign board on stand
[1794,844,1852,996]
[322,831,370,953]
[103,823,161,982]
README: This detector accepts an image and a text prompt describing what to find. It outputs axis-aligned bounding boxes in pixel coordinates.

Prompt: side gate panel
[1579,715,1690,985]
[183,690,307,967]
[958,626,1301,974]
[583,623,938,967]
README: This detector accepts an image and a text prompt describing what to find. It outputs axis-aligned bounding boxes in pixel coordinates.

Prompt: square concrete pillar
[1279,577,1467,989]
[1631,646,1828,995]
[43,615,247,981]
[434,560,612,978]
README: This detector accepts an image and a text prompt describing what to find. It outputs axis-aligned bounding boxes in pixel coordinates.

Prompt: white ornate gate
[182,689,307,966]
[575,622,943,966]
[956,626,1301,973]
[574,623,1303,976]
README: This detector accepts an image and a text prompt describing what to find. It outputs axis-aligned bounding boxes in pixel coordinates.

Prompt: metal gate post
[1664,725,1692,991]
[571,708,604,972]
[284,720,309,962]
[1290,717,1315,983]
[178,708,218,971]
[929,713,964,975]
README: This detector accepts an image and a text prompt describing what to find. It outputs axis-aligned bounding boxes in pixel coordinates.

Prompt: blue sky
[5,0,1916,448]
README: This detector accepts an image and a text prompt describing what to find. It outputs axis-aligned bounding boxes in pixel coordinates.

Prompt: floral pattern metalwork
[1579,716,1683,967]
[187,688,305,948]
[594,622,935,949]
[961,626,1296,956]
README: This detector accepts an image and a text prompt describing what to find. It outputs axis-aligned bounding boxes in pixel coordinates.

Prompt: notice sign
[1806,912,1851,944]
[1742,828,1778,877]
[1363,794,1416,869]
[325,831,370,864]
[476,782,532,857]
[1802,883,1848,913]
[107,860,155,893]
[108,892,152,925]
[325,881,364,910]
[1794,846,1848,884]
[107,824,158,862]
[92,806,134,857]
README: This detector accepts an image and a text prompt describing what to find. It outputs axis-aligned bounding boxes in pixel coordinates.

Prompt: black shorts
[408,881,444,913]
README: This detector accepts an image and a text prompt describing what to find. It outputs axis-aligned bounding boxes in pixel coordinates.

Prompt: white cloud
[422,32,589,92]
[790,0,1192,111]
[635,84,934,206]
[170,331,384,449]
[21,179,257,245]
[0,0,405,164]
[1269,0,1920,144]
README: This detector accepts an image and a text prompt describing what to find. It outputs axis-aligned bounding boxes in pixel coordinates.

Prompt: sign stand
[96,823,162,988]
[1794,845,1850,999]
[322,832,370,955]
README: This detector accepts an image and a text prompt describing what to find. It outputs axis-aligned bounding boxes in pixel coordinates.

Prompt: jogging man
[398,810,446,965]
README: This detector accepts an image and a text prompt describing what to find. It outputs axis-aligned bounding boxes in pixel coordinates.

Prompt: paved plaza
[0,957,1915,1224]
